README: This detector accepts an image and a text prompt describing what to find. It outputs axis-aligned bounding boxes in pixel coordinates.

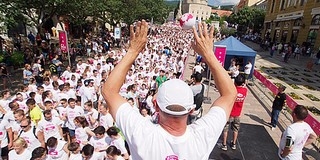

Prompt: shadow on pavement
[210,123,279,160]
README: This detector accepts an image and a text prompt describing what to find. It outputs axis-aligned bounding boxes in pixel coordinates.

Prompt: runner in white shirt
[18,118,43,152]
[89,126,111,153]
[68,142,82,160]
[81,144,104,160]
[65,98,84,140]
[46,137,69,159]
[84,101,99,129]
[74,116,95,148]
[42,77,53,91]
[0,117,12,153]
[81,80,95,107]
[8,138,32,160]
[37,110,63,142]
[193,62,204,74]
[30,147,47,160]
[12,110,25,138]
[106,145,125,160]
[98,103,114,129]
[102,21,236,159]
[106,127,129,159]
[0,90,11,111]
[55,98,68,140]
[34,86,45,110]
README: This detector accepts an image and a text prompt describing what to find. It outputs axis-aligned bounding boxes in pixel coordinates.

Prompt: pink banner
[214,45,227,67]
[253,69,320,135]
[59,31,68,53]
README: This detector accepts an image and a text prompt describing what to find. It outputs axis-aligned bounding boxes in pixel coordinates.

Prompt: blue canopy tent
[214,36,256,78]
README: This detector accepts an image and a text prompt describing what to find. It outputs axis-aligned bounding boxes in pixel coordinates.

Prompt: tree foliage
[227,7,265,33]
[0,0,171,33]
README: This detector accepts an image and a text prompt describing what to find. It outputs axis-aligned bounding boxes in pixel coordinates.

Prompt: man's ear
[154,101,160,112]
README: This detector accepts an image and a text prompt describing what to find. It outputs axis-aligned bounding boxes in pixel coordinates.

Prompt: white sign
[114,27,121,39]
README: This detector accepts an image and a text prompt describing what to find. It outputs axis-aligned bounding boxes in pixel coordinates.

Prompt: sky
[166,0,240,6]
[208,0,240,6]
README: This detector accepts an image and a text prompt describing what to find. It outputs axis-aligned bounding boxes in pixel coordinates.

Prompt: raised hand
[191,22,215,59]
[128,20,149,54]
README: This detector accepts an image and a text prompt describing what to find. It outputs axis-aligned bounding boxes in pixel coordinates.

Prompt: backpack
[194,84,205,110]
[49,63,57,74]
[18,126,38,139]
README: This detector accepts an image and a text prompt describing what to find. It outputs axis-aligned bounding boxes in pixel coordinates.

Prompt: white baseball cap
[156,79,195,116]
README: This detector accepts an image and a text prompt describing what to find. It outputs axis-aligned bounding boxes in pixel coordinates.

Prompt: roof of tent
[214,36,256,57]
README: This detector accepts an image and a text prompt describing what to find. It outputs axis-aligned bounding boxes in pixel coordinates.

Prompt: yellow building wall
[263,0,320,50]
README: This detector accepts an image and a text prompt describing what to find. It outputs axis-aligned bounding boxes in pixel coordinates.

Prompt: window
[276,22,281,27]
[291,30,299,43]
[284,21,290,28]
[311,14,320,25]
[273,30,280,42]
[293,19,302,26]
[270,0,275,13]
[300,0,307,6]
[281,30,288,42]
[280,0,286,10]
[287,0,296,7]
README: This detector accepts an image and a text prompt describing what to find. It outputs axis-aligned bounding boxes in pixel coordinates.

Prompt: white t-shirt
[8,149,31,160]
[244,63,252,75]
[75,126,90,146]
[0,119,10,148]
[69,153,82,160]
[109,137,128,155]
[47,140,68,159]
[0,99,10,111]
[56,106,67,127]
[37,117,63,141]
[84,109,99,129]
[193,65,203,73]
[89,135,111,158]
[19,127,41,152]
[66,106,84,130]
[99,113,114,129]
[116,103,226,160]
[278,122,315,160]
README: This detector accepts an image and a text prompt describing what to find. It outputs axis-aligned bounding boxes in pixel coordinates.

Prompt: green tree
[1,0,69,32]
[227,7,265,33]
[0,0,172,34]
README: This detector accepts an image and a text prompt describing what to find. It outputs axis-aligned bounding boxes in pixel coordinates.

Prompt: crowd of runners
[0,22,197,160]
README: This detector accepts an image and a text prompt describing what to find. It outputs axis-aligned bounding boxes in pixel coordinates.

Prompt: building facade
[252,0,268,10]
[182,0,211,20]
[236,0,262,11]
[262,0,320,50]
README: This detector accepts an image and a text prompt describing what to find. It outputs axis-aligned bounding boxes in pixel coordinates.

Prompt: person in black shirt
[270,85,286,129]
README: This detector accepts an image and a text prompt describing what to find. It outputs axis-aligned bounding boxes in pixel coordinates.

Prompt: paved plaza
[183,41,320,159]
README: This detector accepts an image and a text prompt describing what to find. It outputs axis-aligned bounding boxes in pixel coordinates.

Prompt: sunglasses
[20,125,29,128]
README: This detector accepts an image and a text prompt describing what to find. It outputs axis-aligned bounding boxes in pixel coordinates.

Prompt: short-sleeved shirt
[278,122,315,159]
[230,86,247,117]
[156,76,167,87]
[30,106,42,125]
[116,102,226,160]
[272,92,286,110]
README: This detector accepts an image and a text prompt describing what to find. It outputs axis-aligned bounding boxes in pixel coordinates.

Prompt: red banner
[214,45,227,67]
[59,31,68,53]
[253,69,320,135]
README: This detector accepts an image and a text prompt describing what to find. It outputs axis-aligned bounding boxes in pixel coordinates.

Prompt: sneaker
[271,127,276,131]
[231,141,236,150]
[221,144,227,151]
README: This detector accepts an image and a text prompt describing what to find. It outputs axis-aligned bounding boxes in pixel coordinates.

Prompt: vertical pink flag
[59,31,68,53]
[214,45,227,66]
